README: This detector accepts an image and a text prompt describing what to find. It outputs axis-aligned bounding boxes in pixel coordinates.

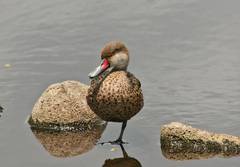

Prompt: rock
[30,124,106,157]
[29,80,104,131]
[4,63,11,68]
[161,122,240,160]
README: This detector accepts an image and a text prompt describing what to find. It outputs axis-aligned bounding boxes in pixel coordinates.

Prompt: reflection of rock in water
[102,144,142,167]
[161,122,240,160]
[161,143,240,160]
[31,125,106,158]
[161,144,219,160]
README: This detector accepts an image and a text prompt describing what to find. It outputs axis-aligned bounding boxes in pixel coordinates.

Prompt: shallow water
[1,0,240,166]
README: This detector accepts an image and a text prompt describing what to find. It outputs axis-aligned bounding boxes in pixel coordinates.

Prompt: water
[0,0,240,166]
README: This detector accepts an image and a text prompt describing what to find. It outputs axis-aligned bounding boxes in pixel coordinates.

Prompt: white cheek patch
[111,52,129,70]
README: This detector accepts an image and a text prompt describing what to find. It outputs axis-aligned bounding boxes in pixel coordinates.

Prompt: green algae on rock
[29,80,104,131]
[161,122,240,160]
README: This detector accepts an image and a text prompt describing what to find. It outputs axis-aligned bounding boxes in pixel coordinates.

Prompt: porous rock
[29,80,104,130]
[161,122,240,160]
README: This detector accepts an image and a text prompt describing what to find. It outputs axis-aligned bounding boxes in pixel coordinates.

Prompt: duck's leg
[98,121,128,145]
[110,121,128,144]
[119,144,128,158]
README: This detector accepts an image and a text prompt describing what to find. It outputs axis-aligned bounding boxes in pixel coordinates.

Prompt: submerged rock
[31,124,106,157]
[29,80,104,131]
[161,122,240,160]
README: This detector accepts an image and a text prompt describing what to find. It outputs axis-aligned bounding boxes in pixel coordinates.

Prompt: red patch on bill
[101,59,109,70]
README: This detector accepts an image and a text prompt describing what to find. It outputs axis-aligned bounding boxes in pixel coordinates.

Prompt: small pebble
[110,148,117,152]
[4,64,11,68]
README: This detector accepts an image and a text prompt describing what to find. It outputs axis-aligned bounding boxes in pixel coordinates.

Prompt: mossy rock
[161,122,240,160]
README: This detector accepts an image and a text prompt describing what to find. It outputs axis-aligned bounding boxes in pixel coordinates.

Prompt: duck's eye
[101,52,108,59]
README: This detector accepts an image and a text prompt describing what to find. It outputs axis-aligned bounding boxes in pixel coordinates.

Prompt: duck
[87,41,144,144]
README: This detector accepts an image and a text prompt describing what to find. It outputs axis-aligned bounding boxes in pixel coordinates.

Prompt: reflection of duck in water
[103,144,142,167]
[30,124,106,158]
[87,41,144,144]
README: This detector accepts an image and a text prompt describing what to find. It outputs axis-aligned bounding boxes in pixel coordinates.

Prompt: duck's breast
[87,71,143,122]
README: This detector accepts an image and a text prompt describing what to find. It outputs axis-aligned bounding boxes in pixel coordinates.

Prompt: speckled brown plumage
[87,71,143,122]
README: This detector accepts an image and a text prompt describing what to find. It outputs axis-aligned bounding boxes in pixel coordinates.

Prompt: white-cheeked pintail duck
[87,41,144,144]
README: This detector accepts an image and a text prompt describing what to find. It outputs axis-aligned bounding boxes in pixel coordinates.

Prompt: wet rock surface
[161,122,240,160]
[29,80,104,130]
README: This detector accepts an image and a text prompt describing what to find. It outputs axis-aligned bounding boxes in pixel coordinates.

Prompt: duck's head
[88,41,129,79]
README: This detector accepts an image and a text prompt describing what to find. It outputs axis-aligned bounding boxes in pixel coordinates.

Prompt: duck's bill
[88,59,110,79]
